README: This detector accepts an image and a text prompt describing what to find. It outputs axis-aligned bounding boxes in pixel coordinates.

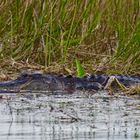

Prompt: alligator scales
[0,73,140,93]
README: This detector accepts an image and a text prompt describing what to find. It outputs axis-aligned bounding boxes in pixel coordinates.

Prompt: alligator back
[0,73,140,93]
[114,75,140,86]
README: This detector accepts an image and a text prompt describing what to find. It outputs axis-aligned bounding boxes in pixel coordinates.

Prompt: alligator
[0,72,140,94]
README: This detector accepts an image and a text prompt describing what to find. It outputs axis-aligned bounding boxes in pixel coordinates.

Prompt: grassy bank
[0,0,140,77]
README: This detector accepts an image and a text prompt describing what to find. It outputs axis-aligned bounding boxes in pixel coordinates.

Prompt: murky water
[0,91,140,140]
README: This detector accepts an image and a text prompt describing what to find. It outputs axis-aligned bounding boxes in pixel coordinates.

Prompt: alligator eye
[16,73,29,80]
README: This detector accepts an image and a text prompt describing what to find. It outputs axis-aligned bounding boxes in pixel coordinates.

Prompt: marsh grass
[0,0,140,75]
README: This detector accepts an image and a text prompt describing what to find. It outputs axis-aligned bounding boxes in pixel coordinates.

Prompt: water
[0,91,140,140]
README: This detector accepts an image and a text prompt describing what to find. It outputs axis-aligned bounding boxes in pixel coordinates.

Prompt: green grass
[75,59,85,77]
[0,0,140,75]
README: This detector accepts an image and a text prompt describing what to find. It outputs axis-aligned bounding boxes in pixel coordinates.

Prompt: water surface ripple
[0,91,140,140]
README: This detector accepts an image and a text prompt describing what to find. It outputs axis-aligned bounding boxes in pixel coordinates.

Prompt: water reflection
[0,92,139,140]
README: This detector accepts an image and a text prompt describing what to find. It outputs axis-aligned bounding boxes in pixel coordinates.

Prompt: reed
[0,0,140,74]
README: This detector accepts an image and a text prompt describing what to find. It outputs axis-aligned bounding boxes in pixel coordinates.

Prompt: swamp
[0,0,140,140]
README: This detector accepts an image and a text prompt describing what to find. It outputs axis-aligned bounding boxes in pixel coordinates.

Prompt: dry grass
[123,84,140,95]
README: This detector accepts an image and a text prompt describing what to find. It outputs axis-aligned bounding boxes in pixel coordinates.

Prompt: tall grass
[0,0,140,74]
